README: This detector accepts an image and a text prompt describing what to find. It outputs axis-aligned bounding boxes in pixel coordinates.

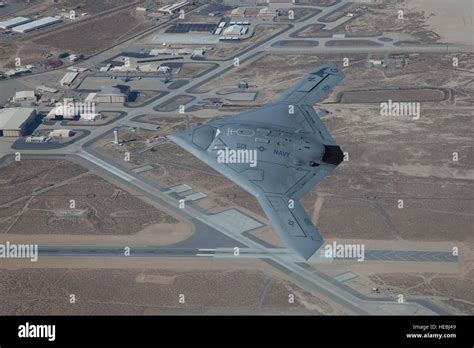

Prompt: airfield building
[12,17,62,33]
[49,129,74,138]
[85,93,97,104]
[96,86,128,104]
[60,72,79,86]
[12,17,62,34]
[156,1,188,15]
[149,48,193,56]
[223,24,248,36]
[80,113,102,122]
[224,0,257,5]
[37,86,58,94]
[229,7,276,17]
[14,91,36,105]
[0,108,37,137]
[47,98,78,120]
[0,17,32,29]
[4,66,33,78]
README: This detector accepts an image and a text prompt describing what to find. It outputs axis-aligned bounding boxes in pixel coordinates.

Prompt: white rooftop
[60,71,79,84]
[13,17,62,33]
[0,108,35,130]
[184,192,207,201]
[14,91,35,99]
[158,1,188,12]
[224,24,246,35]
[0,17,32,29]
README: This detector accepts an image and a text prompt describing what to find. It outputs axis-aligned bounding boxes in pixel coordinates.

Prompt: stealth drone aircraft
[168,63,345,260]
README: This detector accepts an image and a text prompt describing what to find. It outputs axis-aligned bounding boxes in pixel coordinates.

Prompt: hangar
[14,91,36,106]
[0,17,32,30]
[166,23,217,34]
[49,129,74,138]
[223,24,248,36]
[96,86,129,104]
[156,1,189,15]
[13,17,62,33]
[0,108,37,137]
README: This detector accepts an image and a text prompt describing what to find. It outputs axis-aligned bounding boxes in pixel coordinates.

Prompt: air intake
[322,145,344,166]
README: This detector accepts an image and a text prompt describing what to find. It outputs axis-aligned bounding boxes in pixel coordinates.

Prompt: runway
[37,245,458,263]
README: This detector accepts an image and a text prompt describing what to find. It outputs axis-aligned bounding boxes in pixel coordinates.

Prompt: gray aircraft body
[168,63,345,260]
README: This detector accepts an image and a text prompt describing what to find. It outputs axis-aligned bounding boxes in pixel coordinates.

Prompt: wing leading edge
[277,63,344,106]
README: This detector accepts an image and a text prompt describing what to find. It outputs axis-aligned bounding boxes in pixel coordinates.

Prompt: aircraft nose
[322,145,344,166]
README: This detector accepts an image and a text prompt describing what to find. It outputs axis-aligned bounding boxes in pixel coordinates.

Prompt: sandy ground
[405,0,473,45]
[0,222,194,247]
[0,257,349,315]
[0,158,194,246]
[315,239,474,314]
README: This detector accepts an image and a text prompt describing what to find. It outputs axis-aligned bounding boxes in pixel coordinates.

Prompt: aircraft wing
[168,63,345,260]
[223,63,344,143]
[169,128,336,260]
[256,194,324,260]
[277,63,344,105]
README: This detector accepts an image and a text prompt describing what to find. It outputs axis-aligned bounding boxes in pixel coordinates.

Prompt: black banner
[0,315,472,347]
